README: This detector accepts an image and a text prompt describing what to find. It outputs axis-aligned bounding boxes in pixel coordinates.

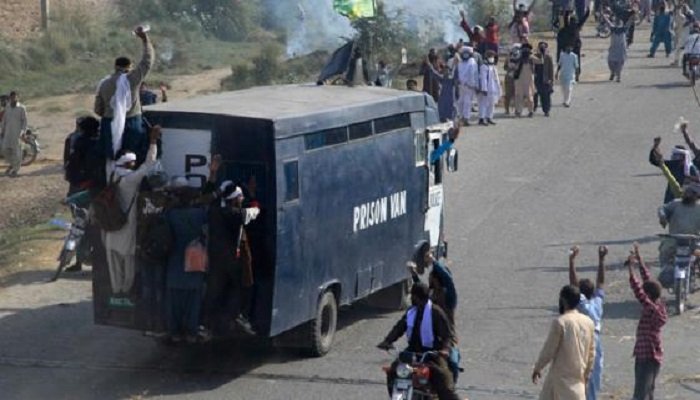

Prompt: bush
[118,0,262,41]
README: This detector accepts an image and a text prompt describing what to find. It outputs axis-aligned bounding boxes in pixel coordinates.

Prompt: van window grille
[374,113,411,134]
[304,127,348,150]
[349,122,373,140]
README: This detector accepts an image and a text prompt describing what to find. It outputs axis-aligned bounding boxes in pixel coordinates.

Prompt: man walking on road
[627,245,668,400]
[648,3,673,58]
[1,91,27,177]
[557,46,579,107]
[532,285,595,400]
[534,42,554,117]
[568,246,607,400]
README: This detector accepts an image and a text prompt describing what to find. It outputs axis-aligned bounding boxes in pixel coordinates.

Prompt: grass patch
[0,223,65,285]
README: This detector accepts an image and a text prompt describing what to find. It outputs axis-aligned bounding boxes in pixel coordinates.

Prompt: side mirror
[447,148,458,172]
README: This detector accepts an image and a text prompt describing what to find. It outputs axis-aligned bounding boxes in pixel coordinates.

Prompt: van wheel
[308,291,337,357]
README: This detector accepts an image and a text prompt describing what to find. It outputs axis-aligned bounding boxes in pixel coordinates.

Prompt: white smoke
[267,0,470,58]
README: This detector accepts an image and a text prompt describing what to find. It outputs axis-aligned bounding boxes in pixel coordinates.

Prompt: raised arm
[634,243,652,282]
[681,122,700,157]
[649,137,663,167]
[596,246,607,289]
[568,245,580,287]
[627,252,649,304]
[122,125,160,184]
[127,28,155,87]
[578,8,591,27]
[459,10,476,41]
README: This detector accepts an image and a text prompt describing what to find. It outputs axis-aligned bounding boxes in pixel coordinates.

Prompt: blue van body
[92,85,448,339]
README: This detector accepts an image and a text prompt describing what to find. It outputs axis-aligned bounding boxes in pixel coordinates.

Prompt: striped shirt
[630,264,668,364]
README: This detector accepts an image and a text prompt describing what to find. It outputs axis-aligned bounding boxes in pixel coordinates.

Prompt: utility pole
[40,0,50,31]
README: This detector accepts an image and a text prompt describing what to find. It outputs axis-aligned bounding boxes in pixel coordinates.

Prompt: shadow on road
[628,64,676,70]
[515,261,630,274]
[0,296,395,399]
[602,299,640,320]
[631,82,690,90]
[13,163,62,178]
[544,235,660,248]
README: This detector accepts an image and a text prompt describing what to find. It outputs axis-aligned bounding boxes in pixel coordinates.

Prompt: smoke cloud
[264,0,470,57]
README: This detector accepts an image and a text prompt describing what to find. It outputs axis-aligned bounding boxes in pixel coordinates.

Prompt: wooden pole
[40,0,49,30]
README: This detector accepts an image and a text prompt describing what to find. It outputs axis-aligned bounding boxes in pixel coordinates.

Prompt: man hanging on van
[94,26,154,169]
[103,125,161,307]
[202,158,261,335]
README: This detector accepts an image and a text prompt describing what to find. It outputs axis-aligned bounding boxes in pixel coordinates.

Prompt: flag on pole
[333,0,376,19]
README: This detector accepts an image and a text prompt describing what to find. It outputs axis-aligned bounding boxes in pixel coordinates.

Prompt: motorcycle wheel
[21,143,38,166]
[51,246,76,282]
[674,278,685,315]
[598,26,611,39]
[690,68,696,87]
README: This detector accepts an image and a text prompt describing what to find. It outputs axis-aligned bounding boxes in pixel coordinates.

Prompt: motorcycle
[20,129,41,166]
[0,129,41,167]
[595,10,613,38]
[51,191,91,282]
[658,233,699,315]
[686,55,700,86]
[381,346,438,400]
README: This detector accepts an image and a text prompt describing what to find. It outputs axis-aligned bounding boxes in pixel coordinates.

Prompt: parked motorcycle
[0,129,41,167]
[20,129,41,166]
[381,346,438,400]
[51,192,91,282]
[658,233,699,315]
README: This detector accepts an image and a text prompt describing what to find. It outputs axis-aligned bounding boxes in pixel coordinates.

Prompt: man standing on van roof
[94,26,154,166]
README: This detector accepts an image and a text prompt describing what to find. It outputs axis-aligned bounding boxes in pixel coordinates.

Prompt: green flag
[333,0,376,19]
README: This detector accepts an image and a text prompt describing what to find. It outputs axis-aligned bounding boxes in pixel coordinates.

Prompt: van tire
[308,291,337,357]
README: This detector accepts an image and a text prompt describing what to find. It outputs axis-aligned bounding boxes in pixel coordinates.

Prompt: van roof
[146,84,429,138]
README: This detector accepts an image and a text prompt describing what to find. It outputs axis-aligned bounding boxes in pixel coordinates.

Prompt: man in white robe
[103,125,160,306]
[478,51,502,126]
[1,91,28,177]
[457,47,480,126]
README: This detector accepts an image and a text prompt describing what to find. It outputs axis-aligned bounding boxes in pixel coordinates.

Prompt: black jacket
[383,304,453,353]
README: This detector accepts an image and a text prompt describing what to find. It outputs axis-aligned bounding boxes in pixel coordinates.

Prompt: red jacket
[460,19,484,45]
[484,23,499,45]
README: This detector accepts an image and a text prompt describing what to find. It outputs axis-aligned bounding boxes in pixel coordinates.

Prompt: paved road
[2,30,700,400]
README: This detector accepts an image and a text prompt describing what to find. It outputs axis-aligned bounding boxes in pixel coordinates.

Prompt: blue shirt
[578,288,604,334]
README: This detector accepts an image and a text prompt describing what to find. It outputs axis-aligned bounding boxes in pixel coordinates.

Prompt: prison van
[91,84,457,355]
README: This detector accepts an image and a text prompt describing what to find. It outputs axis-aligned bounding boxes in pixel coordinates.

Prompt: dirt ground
[0,67,230,280]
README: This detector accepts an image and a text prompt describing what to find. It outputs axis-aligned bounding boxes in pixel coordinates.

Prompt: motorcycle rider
[658,183,700,271]
[682,22,700,77]
[377,283,461,400]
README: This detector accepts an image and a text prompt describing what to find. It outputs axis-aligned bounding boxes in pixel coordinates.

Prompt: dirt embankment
[0,0,108,41]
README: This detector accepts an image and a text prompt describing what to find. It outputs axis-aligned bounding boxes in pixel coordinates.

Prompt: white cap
[115,152,136,166]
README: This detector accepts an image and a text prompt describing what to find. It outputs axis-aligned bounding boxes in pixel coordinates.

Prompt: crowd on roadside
[409,0,700,130]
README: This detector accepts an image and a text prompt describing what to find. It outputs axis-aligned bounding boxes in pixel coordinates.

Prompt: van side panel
[269,127,427,336]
